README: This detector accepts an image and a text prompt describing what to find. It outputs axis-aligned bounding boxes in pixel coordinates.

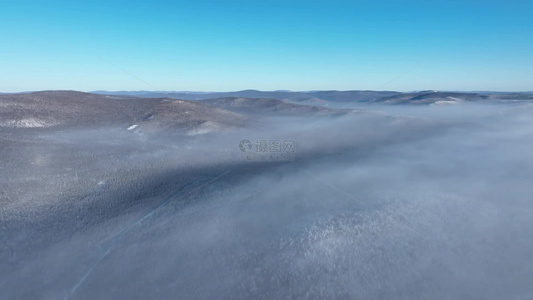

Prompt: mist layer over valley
[1,91,533,299]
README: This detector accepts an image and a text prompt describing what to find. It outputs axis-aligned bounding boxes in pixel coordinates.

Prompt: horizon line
[2,89,532,95]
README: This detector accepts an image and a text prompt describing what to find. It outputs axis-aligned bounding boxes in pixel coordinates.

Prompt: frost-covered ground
[1,102,533,299]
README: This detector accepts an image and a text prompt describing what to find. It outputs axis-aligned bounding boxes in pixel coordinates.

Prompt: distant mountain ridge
[201,97,347,115]
[0,90,349,134]
[92,89,533,105]
[91,89,401,102]
[2,90,532,132]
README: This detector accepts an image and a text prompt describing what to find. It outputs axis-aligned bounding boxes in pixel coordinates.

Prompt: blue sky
[1,0,531,92]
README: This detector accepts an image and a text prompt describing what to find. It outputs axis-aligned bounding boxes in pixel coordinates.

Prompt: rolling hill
[0,91,246,134]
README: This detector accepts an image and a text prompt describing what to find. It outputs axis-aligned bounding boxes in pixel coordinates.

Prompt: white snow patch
[127,124,139,130]
[186,121,222,136]
[432,101,460,105]
[0,118,57,128]
[432,97,462,106]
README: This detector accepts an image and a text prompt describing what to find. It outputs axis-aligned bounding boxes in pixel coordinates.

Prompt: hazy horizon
[2,89,533,94]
